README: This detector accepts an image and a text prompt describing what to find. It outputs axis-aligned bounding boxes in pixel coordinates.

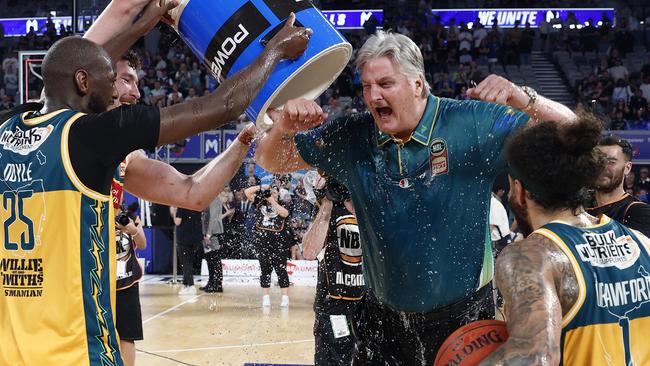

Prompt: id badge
[329,314,350,339]
[117,260,127,279]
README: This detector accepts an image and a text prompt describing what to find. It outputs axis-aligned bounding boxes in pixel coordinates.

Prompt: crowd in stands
[568,16,650,130]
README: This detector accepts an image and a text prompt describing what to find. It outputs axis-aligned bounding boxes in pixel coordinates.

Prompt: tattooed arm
[479,235,576,366]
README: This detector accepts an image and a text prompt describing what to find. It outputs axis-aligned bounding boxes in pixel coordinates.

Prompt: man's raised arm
[255,99,327,173]
[157,14,312,146]
[84,0,152,45]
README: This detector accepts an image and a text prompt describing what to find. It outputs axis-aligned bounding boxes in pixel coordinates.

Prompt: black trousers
[258,247,290,288]
[255,231,290,288]
[351,285,495,366]
[314,311,356,366]
[177,245,195,286]
[205,249,223,287]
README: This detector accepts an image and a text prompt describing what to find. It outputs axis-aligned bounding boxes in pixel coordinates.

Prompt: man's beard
[88,91,110,113]
[509,194,534,237]
[596,167,625,194]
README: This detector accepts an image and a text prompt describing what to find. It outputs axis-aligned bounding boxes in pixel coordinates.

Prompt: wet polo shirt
[295,95,529,312]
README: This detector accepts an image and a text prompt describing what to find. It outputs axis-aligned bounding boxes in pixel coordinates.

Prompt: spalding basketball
[434,320,508,366]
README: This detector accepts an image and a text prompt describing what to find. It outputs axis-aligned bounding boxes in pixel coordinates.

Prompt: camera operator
[302,177,364,366]
[244,181,292,308]
[114,200,146,366]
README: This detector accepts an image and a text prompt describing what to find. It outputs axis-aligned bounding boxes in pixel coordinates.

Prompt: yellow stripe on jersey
[533,228,587,327]
[327,294,363,301]
[21,109,68,125]
[340,253,362,263]
[337,218,358,226]
[60,113,110,202]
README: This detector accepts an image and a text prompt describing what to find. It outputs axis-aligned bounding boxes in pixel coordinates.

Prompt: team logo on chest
[0,125,53,155]
[429,138,450,176]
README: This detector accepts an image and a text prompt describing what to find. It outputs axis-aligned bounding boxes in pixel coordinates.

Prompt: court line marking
[142,294,203,325]
[141,339,312,354]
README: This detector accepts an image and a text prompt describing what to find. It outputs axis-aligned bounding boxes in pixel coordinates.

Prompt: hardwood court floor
[135,277,317,366]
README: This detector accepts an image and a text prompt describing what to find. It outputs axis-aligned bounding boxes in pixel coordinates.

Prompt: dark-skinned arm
[478,237,564,366]
[157,13,312,146]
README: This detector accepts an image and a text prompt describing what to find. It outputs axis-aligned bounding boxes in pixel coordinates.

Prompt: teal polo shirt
[295,95,529,312]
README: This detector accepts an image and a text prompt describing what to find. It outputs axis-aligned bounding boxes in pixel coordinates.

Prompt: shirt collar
[376,95,440,147]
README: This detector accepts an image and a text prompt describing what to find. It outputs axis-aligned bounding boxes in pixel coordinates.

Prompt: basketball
[434,320,509,366]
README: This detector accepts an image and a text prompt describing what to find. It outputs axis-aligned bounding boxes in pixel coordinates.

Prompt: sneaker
[203,285,223,293]
[262,294,271,307]
[179,285,197,295]
[280,295,289,308]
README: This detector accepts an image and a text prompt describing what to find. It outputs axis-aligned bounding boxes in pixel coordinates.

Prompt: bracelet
[238,133,254,146]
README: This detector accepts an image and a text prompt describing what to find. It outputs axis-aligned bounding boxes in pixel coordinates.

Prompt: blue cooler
[169,0,352,126]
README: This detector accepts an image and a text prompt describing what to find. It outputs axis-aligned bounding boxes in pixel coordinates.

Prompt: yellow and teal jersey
[0,109,122,365]
[534,215,650,366]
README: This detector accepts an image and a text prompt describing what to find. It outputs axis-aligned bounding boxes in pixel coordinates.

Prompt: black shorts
[352,284,495,366]
[116,282,144,341]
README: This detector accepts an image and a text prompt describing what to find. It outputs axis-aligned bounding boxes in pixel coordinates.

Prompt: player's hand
[266,13,312,60]
[267,98,327,134]
[466,74,529,109]
[138,0,179,31]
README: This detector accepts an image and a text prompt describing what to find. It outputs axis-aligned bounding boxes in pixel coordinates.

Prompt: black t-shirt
[175,207,203,246]
[253,194,289,233]
[314,202,364,315]
[68,105,160,195]
[588,194,650,238]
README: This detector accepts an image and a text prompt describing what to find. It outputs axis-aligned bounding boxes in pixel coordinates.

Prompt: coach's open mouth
[376,106,393,118]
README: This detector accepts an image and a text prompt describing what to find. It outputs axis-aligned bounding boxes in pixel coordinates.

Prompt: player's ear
[74,69,89,95]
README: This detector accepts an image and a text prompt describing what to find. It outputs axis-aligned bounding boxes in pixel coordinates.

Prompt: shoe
[262,294,271,307]
[179,285,197,295]
[200,282,216,291]
[280,295,289,308]
[203,285,223,293]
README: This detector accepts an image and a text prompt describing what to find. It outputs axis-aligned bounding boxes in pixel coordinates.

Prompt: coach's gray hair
[355,30,431,98]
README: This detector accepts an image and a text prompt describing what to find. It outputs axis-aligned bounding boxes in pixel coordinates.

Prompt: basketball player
[479,112,650,365]
[255,31,576,364]
[0,10,310,366]
[302,177,364,366]
[588,136,650,237]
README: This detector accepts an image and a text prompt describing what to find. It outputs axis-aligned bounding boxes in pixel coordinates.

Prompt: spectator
[472,22,488,53]
[638,167,650,191]
[0,95,14,111]
[612,79,632,104]
[458,23,472,52]
[434,72,456,98]
[608,58,629,82]
[641,54,650,81]
[167,84,183,105]
[609,109,626,130]
[245,183,292,308]
[323,96,344,121]
[519,23,534,65]
[185,87,198,101]
[630,88,648,112]
[172,206,204,295]
[640,76,650,102]
[202,193,227,292]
